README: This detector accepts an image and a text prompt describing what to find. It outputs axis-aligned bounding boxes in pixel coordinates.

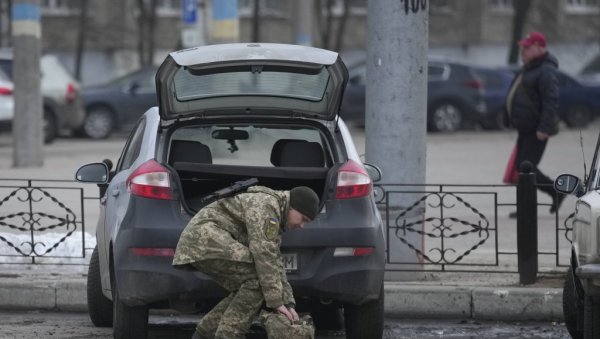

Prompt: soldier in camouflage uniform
[172,186,320,339]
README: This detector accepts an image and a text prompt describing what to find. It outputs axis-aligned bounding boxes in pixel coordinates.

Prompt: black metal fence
[0,175,574,278]
[0,178,98,264]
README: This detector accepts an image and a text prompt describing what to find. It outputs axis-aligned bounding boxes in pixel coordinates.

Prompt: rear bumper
[112,227,385,307]
[576,263,600,296]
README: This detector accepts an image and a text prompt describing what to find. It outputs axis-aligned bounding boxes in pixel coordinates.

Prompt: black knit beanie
[289,186,320,220]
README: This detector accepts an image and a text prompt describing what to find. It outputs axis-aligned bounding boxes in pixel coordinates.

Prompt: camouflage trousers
[192,259,263,339]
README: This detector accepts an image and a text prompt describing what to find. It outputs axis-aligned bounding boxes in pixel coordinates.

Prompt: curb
[0,280,563,321]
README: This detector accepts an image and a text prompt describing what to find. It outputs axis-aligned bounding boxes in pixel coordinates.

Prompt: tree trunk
[322,0,334,49]
[314,0,323,47]
[147,0,157,66]
[508,0,532,65]
[333,0,349,51]
[74,0,89,81]
[136,0,147,67]
[252,0,260,42]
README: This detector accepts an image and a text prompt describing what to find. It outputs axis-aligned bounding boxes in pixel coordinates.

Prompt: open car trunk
[172,162,335,212]
[163,121,339,213]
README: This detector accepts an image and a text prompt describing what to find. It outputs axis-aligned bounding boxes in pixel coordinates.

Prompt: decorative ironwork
[391,192,491,265]
[376,183,572,273]
[0,179,91,264]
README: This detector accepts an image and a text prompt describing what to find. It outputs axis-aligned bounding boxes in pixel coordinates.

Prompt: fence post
[517,160,538,285]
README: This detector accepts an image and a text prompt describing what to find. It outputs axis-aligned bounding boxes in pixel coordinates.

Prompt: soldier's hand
[289,307,299,322]
[276,305,294,323]
[536,131,549,141]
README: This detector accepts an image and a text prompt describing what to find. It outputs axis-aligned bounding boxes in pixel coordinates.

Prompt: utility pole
[365,0,428,279]
[12,0,42,167]
[211,0,239,43]
[294,0,313,46]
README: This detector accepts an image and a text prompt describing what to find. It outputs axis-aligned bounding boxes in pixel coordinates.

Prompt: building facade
[0,0,597,84]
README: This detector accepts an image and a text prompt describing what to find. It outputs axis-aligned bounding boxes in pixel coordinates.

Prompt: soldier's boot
[214,279,264,339]
[196,293,234,338]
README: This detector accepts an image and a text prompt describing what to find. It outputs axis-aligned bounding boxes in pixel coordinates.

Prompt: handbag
[503,145,519,184]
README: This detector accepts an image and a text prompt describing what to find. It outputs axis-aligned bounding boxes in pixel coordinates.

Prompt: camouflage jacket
[173,186,294,309]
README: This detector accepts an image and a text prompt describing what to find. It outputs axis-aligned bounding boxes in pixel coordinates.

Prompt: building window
[41,0,80,16]
[326,0,367,16]
[430,0,454,14]
[239,0,285,17]
[156,0,180,16]
[489,0,514,13]
[565,0,600,13]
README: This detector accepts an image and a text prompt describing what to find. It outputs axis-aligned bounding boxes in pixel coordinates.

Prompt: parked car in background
[0,50,85,143]
[555,130,600,339]
[80,67,158,139]
[341,58,487,132]
[0,69,13,131]
[486,67,600,129]
[579,54,600,82]
[473,67,513,130]
[76,43,385,339]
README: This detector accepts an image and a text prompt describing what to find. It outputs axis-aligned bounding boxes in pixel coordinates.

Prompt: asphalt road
[0,310,570,339]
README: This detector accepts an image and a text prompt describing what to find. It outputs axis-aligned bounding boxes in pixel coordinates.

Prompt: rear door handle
[111,189,120,197]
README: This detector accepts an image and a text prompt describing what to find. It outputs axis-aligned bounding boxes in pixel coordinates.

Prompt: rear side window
[169,124,331,167]
[117,119,146,171]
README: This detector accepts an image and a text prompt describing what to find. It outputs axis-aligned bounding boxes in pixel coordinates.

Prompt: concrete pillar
[12,0,43,167]
[211,0,239,43]
[294,0,313,46]
[365,0,428,279]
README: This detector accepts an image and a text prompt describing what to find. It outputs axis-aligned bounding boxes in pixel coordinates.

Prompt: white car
[555,131,600,339]
[0,69,13,129]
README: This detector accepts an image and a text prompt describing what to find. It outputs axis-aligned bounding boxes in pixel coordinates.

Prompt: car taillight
[130,247,175,257]
[127,160,174,200]
[463,79,483,89]
[66,83,76,104]
[0,87,12,96]
[333,247,374,257]
[335,160,372,199]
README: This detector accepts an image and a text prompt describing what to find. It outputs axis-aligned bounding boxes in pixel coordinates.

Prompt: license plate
[282,253,297,272]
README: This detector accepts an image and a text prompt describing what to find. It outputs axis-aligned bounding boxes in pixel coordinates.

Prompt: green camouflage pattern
[260,311,315,339]
[173,186,295,310]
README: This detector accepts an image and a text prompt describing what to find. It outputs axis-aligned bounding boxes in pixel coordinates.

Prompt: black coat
[507,52,560,135]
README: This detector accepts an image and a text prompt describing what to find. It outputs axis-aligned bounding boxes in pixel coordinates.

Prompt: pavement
[0,264,565,322]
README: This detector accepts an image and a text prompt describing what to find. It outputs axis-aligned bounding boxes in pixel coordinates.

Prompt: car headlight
[575,204,592,264]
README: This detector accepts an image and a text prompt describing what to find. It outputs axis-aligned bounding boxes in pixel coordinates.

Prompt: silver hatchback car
[77,43,385,339]
[555,131,600,339]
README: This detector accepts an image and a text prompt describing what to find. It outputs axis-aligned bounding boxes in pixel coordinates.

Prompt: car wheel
[87,246,113,327]
[565,105,592,128]
[112,282,149,339]
[429,102,463,132]
[584,294,600,339]
[83,106,114,139]
[344,284,384,339]
[310,303,343,331]
[563,267,583,339]
[43,109,57,144]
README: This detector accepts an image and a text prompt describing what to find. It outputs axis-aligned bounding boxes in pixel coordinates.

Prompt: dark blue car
[478,66,600,129]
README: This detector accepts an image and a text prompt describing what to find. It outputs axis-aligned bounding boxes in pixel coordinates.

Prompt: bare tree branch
[508,0,532,65]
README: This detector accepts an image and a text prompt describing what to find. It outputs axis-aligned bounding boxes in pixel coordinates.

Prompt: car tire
[563,267,583,339]
[83,106,115,139]
[429,101,463,132]
[112,282,149,339]
[43,109,57,144]
[584,295,600,339]
[87,246,113,327]
[311,303,343,331]
[344,284,384,339]
[565,105,592,128]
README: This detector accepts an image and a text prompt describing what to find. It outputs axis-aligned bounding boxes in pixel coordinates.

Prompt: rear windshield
[173,66,330,102]
[168,124,331,167]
